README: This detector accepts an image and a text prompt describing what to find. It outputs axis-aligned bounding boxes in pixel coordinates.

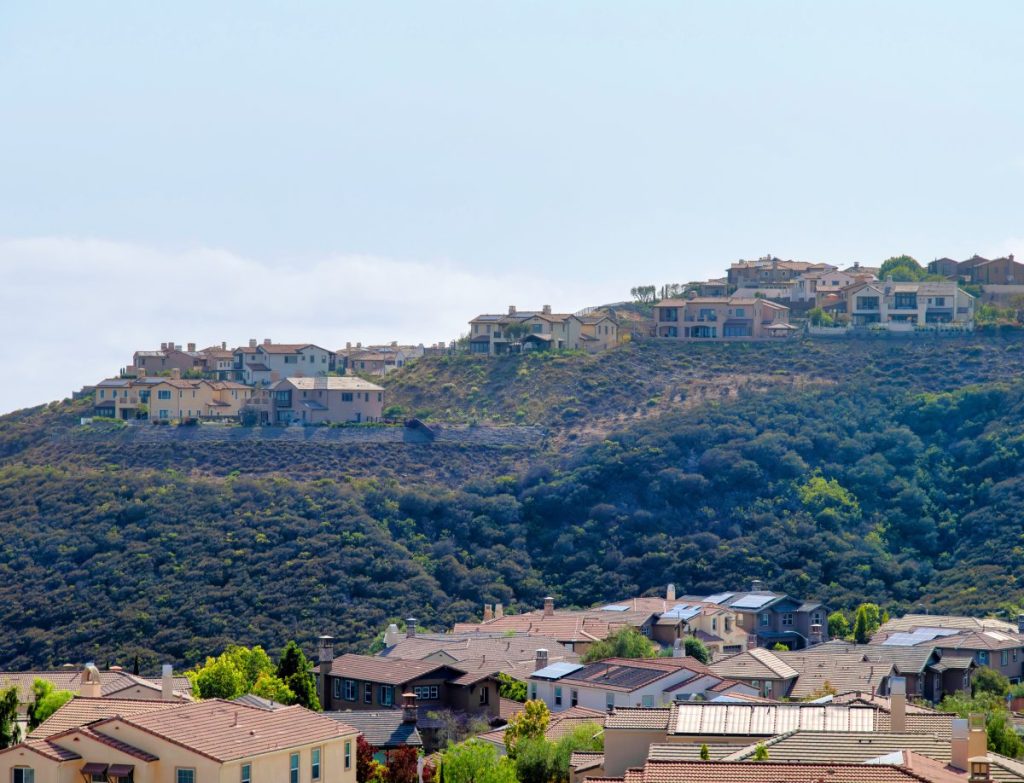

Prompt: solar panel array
[532,662,584,679]
[881,628,959,646]
[598,604,631,612]
[704,593,735,605]
[731,594,775,610]
[661,604,702,621]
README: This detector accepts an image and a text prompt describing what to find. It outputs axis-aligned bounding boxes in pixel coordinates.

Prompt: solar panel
[531,662,584,679]
[599,604,630,612]
[731,594,775,610]
[881,633,921,646]
[661,605,702,621]
[704,593,735,605]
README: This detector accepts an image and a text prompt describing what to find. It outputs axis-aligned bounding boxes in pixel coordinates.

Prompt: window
[659,308,678,322]
[532,324,543,333]
[1002,650,1009,666]
[894,292,917,310]
[782,613,794,627]
[857,296,879,310]
[364,682,372,703]
[380,684,394,706]
[760,613,770,627]
[479,685,490,705]
[764,681,773,696]
[812,612,822,626]
[241,764,251,783]
[177,770,196,783]
[343,679,357,701]
[554,686,563,706]
[733,308,746,318]
[312,748,321,781]
[158,390,172,400]
[290,752,299,783]
[332,679,342,699]
[711,618,717,631]
[12,770,34,783]
[342,392,354,402]
[978,651,990,666]
[159,409,169,419]
[345,740,352,770]
[725,617,732,632]
[285,355,298,364]
[571,689,578,707]
[606,692,615,709]
[99,389,106,399]
[642,695,654,707]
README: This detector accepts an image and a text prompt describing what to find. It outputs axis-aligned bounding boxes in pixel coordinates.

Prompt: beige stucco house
[579,315,620,353]
[0,698,358,783]
[250,377,385,425]
[468,306,589,355]
[147,377,254,422]
[653,297,796,341]
[845,280,975,328]
[233,340,335,385]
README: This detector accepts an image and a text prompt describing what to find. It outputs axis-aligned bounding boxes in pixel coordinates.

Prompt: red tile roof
[327,654,457,685]
[606,759,938,783]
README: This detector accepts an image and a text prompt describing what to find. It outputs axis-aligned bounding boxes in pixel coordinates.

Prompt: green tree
[700,744,710,761]
[684,636,711,664]
[828,611,850,640]
[276,640,321,711]
[28,679,74,730]
[630,286,657,304]
[939,692,1024,758]
[0,685,18,749]
[504,699,550,758]
[187,644,277,700]
[752,743,769,761]
[514,736,557,783]
[251,672,297,704]
[973,666,1010,698]
[438,740,517,783]
[852,603,882,644]
[581,627,657,663]
[879,255,926,281]
[497,672,527,702]
[807,307,834,327]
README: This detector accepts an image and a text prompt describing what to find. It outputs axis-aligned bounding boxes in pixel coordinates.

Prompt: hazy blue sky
[2,1,1023,412]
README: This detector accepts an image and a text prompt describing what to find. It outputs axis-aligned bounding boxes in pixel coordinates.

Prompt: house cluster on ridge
[468,305,620,355]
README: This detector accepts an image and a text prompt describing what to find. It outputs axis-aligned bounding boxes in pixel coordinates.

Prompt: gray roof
[323,710,422,749]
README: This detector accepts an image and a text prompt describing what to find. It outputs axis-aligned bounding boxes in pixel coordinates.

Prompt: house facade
[131,343,207,376]
[579,315,619,353]
[847,281,974,327]
[147,378,254,422]
[727,258,835,288]
[249,376,384,424]
[232,340,334,385]
[689,584,829,650]
[653,298,795,341]
[468,306,586,355]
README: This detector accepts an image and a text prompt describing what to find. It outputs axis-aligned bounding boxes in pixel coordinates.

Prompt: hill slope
[4,334,1024,668]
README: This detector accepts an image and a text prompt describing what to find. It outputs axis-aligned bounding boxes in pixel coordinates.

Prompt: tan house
[232,340,335,385]
[579,315,620,353]
[727,257,835,288]
[147,376,254,422]
[653,297,796,340]
[468,306,588,355]
[0,697,357,783]
[249,376,385,425]
[844,280,975,329]
[131,343,207,376]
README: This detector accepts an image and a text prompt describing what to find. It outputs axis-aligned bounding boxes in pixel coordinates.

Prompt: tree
[807,307,834,327]
[28,679,74,730]
[251,672,297,704]
[630,286,657,304]
[276,640,321,711]
[700,744,710,761]
[0,685,18,749]
[581,627,657,663]
[684,636,711,665]
[187,644,278,700]
[384,746,420,783]
[752,743,769,761]
[771,642,788,652]
[357,736,382,783]
[852,603,882,644]
[973,666,1010,698]
[437,740,517,783]
[504,699,550,758]
[514,736,557,783]
[497,672,527,702]
[879,255,926,282]
[828,611,850,640]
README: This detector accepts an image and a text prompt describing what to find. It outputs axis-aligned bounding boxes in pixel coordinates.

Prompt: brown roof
[708,648,799,681]
[721,731,957,764]
[604,707,672,730]
[112,699,355,762]
[327,654,457,686]
[29,696,181,739]
[453,607,655,644]
[0,738,81,762]
[777,651,893,699]
[606,759,931,783]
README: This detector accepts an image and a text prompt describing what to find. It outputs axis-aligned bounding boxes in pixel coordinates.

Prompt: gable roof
[668,703,878,736]
[327,654,462,686]
[112,700,355,762]
[276,376,384,392]
[604,759,933,783]
[708,648,799,681]
[29,696,181,739]
[544,657,712,693]
[776,651,893,699]
[324,710,422,748]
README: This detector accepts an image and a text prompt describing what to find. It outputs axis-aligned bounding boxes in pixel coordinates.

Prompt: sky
[2,1,1023,413]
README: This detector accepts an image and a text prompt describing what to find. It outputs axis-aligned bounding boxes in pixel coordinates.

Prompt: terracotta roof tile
[327,654,457,686]
[29,696,182,739]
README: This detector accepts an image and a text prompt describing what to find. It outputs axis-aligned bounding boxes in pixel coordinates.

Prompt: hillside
[4,334,1024,669]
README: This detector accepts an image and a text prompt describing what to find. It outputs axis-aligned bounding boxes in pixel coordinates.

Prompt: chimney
[952,718,969,771]
[406,618,417,638]
[751,579,763,592]
[187,342,196,352]
[746,634,758,651]
[672,639,684,658]
[391,341,398,347]
[263,338,271,346]
[162,664,175,701]
[318,636,334,708]
[889,676,906,733]
[810,623,823,645]
[402,692,418,723]
[542,305,552,315]
[495,603,504,619]
[969,757,992,783]
[968,713,987,760]
[543,597,554,617]
[483,604,493,622]
[1017,614,1024,634]
[666,583,676,602]
[508,305,517,315]
[222,341,227,350]
[249,338,257,348]
[535,648,549,672]
[80,663,101,698]
[171,368,181,380]
[383,624,402,648]
[160,342,167,350]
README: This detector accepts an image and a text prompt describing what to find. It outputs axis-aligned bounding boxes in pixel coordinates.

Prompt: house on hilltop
[653,297,797,340]
[247,376,384,424]
[469,305,605,355]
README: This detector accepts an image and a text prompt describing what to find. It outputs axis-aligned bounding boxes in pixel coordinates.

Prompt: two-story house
[846,280,974,328]
[0,697,358,783]
[579,315,620,353]
[317,653,500,723]
[248,376,384,424]
[468,306,586,355]
[233,340,334,385]
[653,297,796,341]
[687,583,829,650]
[727,257,836,288]
[131,342,208,377]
